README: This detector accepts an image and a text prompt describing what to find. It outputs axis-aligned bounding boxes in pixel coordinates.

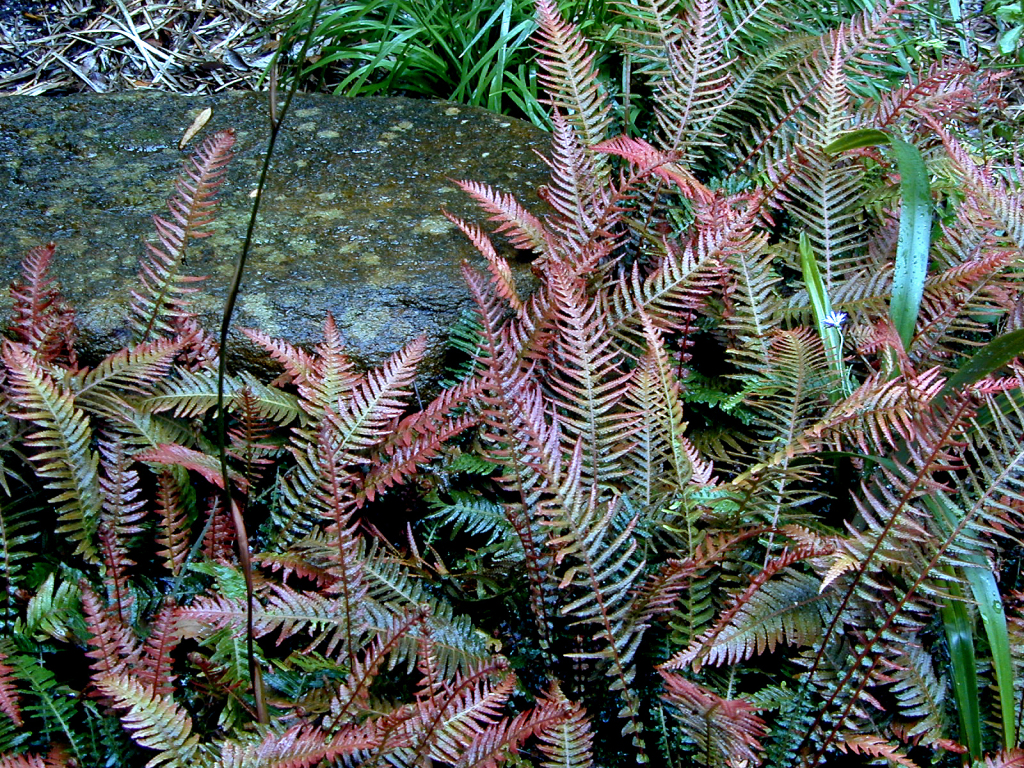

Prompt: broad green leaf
[799,233,852,399]
[943,329,1024,396]
[824,130,932,351]
[937,573,982,762]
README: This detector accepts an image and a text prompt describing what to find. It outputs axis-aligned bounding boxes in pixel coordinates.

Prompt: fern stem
[211,0,323,727]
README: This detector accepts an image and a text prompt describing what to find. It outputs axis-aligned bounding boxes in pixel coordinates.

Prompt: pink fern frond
[137,603,181,700]
[131,129,235,343]
[443,211,524,313]
[8,242,76,365]
[136,444,248,491]
[454,179,554,259]
[0,651,22,727]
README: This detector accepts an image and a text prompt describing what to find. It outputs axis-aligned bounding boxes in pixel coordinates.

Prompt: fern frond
[8,653,83,761]
[454,179,554,260]
[629,0,734,159]
[153,471,190,576]
[81,582,139,691]
[140,367,301,425]
[887,640,948,744]
[0,503,37,632]
[131,129,235,343]
[219,724,376,768]
[547,262,634,489]
[535,684,593,768]
[533,0,612,163]
[0,652,21,728]
[97,674,201,768]
[837,734,921,768]
[443,213,524,314]
[75,339,184,408]
[137,603,180,700]
[361,413,477,503]
[722,245,785,373]
[8,242,75,365]
[544,451,647,751]
[0,753,45,768]
[667,540,834,671]
[97,440,147,623]
[2,342,100,561]
[329,607,429,726]
[136,444,246,491]
[932,119,1024,253]
[658,674,766,768]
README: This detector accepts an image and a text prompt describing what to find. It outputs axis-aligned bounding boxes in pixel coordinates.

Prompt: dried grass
[0,0,302,95]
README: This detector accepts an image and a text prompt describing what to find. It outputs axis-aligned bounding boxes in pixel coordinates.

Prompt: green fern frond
[17,573,80,644]
[2,342,100,561]
[677,568,826,669]
[8,652,84,763]
[0,503,37,632]
[888,640,949,744]
[140,368,301,425]
[97,674,202,768]
[535,684,594,768]
[425,490,514,548]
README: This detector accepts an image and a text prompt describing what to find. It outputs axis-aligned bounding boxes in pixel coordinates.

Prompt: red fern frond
[442,212,524,313]
[220,723,380,768]
[131,129,235,343]
[152,471,190,576]
[8,242,76,365]
[533,0,612,157]
[81,582,140,695]
[455,178,554,260]
[0,651,22,728]
[137,603,180,701]
[658,674,766,766]
[200,497,236,564]
[838,734,922,768]
[137,444,248,491]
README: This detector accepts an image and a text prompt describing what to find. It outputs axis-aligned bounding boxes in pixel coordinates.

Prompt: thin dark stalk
[215,0,323,725]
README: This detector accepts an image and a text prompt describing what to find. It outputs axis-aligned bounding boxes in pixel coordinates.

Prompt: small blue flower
[823,310,848,329]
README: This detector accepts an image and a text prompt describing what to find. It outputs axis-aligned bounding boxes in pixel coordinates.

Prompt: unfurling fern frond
[131,129,235,344]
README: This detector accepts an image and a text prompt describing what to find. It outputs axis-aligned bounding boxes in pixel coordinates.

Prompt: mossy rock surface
[0,92,549,385]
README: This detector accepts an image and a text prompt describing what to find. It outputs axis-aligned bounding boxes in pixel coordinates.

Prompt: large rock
[0,92,550,386]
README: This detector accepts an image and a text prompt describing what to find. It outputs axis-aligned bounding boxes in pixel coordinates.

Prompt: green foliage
[271,0,619,125]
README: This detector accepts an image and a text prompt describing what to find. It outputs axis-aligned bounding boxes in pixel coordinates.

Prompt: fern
[657,674,767,767]
[97,674,202,768]
[131,130,235,343]
[2,343,100,562]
